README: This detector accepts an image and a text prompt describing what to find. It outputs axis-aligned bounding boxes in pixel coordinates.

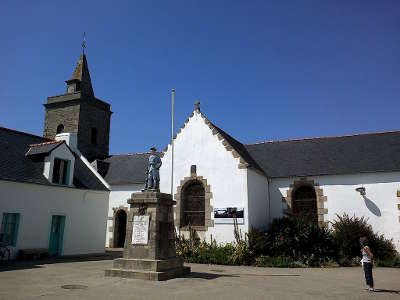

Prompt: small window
[190,165,197,176]
[0,213,20,246]
[91,128,98,145]
[56,124,64,134]
[52,158,70,185]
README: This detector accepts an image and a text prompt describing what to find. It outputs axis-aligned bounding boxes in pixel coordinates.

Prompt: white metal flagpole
[171,89,175,196]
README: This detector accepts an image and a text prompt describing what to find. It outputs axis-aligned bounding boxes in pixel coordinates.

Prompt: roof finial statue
[82,32,87,54]
[195,99,200,112]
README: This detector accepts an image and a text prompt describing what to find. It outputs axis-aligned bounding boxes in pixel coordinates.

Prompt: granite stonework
[105,191,190,281]
[43,53,112,162]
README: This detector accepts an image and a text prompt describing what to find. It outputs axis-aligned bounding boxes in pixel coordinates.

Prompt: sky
[1,1,399,155]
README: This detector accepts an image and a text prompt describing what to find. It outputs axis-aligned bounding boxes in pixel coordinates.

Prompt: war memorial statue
[105,146,190,280]
[145,147,162,190]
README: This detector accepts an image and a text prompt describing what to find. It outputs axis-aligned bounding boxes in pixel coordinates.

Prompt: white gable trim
[73,149,111,190]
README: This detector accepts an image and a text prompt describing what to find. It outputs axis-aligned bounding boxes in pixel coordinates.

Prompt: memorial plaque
[132,215,149,245]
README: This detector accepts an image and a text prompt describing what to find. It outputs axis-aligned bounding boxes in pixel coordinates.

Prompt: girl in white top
[360,237,374,291]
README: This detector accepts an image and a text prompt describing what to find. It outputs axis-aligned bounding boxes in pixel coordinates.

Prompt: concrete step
[112,257,184,272]
[105,266,190,281]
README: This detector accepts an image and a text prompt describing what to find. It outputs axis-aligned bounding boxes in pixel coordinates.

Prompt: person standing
[360,237,375,292]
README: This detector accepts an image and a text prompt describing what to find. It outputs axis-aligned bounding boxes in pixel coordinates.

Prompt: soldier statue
[145,147,162,190]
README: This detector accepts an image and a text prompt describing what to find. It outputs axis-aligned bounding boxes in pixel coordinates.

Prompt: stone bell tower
[43,49,112,161]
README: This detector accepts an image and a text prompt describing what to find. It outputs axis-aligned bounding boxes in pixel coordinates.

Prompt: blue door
[49,215,65,256]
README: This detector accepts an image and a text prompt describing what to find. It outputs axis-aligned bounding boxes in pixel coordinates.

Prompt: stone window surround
[109,206,129,248]
[282,178,328,227]
[174,173,214,231]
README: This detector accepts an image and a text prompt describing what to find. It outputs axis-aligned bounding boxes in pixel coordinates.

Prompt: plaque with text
[132,215,150,245]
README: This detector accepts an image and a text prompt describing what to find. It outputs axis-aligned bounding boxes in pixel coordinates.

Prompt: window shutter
[12,214,20,246]
[64,160,71,185]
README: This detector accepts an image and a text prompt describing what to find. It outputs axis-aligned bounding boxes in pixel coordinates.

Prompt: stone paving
[0,258,399,300]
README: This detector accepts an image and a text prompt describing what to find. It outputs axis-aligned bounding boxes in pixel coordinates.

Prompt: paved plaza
[0,257,399,300]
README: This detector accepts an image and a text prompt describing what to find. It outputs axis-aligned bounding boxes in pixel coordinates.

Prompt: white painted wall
[160,111,249,243]
[270,172,400,251]
[247,169,269,231]
[0,180,109,258]
[55,132,77,150]
[105,184,144,247]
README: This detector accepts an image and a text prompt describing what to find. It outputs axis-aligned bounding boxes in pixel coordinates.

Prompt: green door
[49,215,65,256]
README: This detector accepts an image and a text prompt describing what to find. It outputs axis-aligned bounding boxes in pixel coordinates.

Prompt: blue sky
[1,1,399,154]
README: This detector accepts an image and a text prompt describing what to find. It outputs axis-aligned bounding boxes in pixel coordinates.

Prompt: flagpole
[171,89,175,196]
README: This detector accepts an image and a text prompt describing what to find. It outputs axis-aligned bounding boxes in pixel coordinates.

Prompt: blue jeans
[363,262,374,287]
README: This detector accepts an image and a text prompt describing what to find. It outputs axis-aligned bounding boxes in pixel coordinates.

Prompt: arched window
[113,210,127,248]
[292,186,317,222]
[56,124,64,134]
[91,128,98,145]
[182,181,205,227]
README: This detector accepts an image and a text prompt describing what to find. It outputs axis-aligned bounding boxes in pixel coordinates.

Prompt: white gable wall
[247,168,269,231]
[160,111,249,243]
[105,183,144,247]
[270,172,400,251]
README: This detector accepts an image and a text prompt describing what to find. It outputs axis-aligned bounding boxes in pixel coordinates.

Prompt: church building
[5,45,397,255]
[159,103,400,250]
[36,49,399,252]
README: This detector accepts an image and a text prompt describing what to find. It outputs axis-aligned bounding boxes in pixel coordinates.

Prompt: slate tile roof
[99,115,400,184]
[0,127,108,190]
[245,131,400,178]
[98,153,151,185]
[208,122,265,174]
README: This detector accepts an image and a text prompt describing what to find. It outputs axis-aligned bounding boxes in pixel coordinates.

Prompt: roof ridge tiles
[29,140,63,147]
[246,129,400,146]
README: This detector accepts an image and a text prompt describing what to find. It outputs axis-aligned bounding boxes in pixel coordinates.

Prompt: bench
[18,248,49,260]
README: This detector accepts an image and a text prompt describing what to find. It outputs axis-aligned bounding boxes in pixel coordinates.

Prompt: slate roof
[208,122,265,174]
[67,53,94,98]
[245,131,400,178]
[0,127,108,190]
[98,153,151,185]
[90,110,400,184]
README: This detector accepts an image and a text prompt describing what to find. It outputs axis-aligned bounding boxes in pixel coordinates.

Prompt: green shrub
[247,227,268,257]
[331,214,397,261]
[175,227,235,265]
[337,256,361,267]
[375,255,400,268]
[176,215,398,268]
[230,218,255,265]
[265,216,337,264]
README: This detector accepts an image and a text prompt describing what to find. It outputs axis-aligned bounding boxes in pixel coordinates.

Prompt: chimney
[55,132,78,150]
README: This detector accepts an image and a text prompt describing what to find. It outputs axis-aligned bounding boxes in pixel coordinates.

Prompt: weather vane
[82,32,87,54]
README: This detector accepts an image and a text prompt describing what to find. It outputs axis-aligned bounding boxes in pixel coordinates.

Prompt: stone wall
[43,101,81,139]
[77,100,111,161]
[43,97,111,161]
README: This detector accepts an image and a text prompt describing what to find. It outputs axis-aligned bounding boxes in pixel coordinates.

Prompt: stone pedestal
[105,191,190,281]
